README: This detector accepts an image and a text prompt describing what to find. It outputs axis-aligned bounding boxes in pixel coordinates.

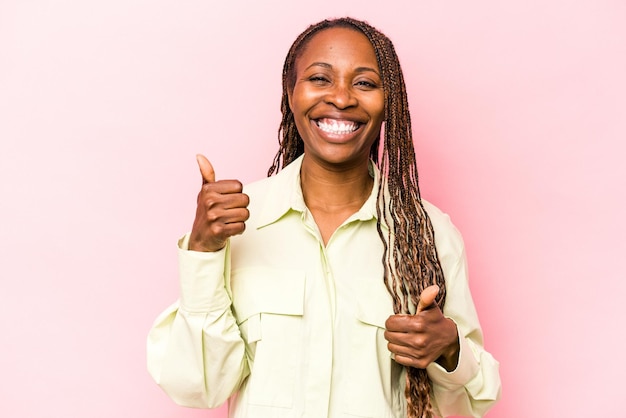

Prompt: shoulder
[421,199,465,263]
[241,175,279,222]
[243,156,303,199]
[239,157,304,227]
[242,175,274,197]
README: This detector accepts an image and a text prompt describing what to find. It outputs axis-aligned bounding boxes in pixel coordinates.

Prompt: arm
[147,238,250,408]
[384,213,501,418]
[385,251,500,417]
[147,154,252,407]
[426,249,501,418]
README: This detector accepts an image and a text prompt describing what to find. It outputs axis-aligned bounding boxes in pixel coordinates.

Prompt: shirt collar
[255,155,381,229]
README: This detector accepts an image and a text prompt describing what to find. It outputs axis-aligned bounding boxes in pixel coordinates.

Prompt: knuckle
[384,317,393,329]
[200,183,214,196]
[411,336,427,350]
[210,223,225,236]
[415,359,429,369]
[412,321,426,333]
[223,180,243,192]
[206,211,220,223]
[204,195,220,209]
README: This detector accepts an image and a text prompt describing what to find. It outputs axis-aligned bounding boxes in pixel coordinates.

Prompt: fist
[188,154,250,252]
[384,285,460,371]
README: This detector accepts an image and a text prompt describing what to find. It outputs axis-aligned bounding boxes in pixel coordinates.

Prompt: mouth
[315,118,362,135]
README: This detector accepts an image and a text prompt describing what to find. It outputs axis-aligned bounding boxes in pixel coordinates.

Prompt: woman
[147,17,501,418]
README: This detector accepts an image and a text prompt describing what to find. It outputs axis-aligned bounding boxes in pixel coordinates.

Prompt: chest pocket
[230,268,305,409]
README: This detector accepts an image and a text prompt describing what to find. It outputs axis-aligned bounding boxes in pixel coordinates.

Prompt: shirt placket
[300,208,335,417]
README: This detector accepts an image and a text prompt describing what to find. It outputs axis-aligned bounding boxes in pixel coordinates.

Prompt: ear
[287,90,294,112]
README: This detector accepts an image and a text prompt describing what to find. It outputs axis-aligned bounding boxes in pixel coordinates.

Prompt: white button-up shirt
[147,155,501,417]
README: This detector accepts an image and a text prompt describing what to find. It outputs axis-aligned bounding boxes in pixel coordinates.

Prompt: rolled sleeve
[178,235,230,313]
[426,327,480,389]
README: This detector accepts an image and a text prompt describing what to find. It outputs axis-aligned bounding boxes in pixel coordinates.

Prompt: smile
[316,118,361,135]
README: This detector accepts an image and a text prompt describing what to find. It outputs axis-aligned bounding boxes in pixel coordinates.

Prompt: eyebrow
[305,62,380,76]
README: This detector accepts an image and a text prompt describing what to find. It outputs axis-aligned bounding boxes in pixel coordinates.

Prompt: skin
[188,26,459,372]
[288,27,385,244]
[189,154,250,252]
[385,285,460,372]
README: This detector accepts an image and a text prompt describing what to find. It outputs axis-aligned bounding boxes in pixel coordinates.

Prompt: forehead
[297,27,378,68]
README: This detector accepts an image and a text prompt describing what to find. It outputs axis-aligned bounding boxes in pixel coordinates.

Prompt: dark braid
[269,17,446,418]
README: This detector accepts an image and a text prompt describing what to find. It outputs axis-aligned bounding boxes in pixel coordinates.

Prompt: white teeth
[317,119,358,134]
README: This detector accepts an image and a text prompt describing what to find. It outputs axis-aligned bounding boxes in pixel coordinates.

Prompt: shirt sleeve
[426,247,502,417]
[146,235,249,408]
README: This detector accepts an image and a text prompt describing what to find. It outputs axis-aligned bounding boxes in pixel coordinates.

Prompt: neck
[300,156,374,212]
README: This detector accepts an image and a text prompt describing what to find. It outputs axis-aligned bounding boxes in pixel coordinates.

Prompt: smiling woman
[288,27,385,244]
[288,27,385,173]
[147,17,501,418]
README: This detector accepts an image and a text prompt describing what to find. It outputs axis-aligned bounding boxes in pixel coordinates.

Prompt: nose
[324,82,358,109]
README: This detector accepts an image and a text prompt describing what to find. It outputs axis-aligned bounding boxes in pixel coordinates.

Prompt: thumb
[416,285,440,313]
[196,154,215,184]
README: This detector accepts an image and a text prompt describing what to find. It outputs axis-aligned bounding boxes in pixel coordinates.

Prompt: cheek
[289,88,313,138]
[291,87,319,114]
[362,89,385,115]
[367,95,385,124]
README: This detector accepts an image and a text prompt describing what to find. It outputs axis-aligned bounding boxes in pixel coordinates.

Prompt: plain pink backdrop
[1,1,625,417]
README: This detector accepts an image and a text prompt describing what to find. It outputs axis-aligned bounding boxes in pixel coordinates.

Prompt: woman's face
[288,27,385,168]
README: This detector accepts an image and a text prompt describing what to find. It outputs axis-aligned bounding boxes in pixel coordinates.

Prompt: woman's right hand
[188,154,250,252]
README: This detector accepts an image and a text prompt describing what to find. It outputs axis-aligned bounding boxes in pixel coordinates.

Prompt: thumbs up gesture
[189,154,250,252]
[384,285,460,371]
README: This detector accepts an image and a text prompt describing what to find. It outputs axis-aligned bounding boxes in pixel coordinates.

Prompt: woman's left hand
[384,285,460,372]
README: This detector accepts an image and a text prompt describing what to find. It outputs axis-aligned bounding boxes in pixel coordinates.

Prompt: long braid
[269,18,446,418]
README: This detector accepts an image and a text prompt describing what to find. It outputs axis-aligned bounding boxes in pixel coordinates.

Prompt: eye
[308,75,330,85]
[355,79,379,90]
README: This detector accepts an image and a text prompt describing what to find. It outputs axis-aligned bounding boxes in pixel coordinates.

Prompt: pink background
[1,1,625,417]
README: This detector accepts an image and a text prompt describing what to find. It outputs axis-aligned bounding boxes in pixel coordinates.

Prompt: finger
[221,221,247,237]
[392,352,431,370]
[387,339,431,369]
[416,285,440,313]
[196,154,215,184]
[212,180,245,195]
[387,342,423,361]
[211,207,250,224]
[384,329,406,344]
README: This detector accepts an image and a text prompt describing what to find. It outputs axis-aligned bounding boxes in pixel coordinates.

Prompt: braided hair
[268,17,446,418]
